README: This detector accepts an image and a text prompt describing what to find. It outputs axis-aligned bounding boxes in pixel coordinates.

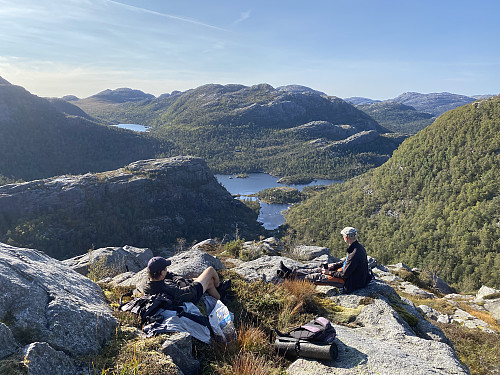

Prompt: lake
[215,173,341,230]
[111,124,150,132]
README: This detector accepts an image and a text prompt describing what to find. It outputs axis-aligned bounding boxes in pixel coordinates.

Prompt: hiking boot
[279,261,294,277]
[277,269,287,279]
[218,279,231,294]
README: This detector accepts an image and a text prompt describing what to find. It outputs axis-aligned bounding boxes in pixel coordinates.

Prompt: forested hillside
[0,80,161,182]
[284,96,500,291]
[73,83,404,181]
[356,102,435,134]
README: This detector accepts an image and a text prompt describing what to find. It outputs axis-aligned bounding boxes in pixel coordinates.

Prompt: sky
[0,0,499,100]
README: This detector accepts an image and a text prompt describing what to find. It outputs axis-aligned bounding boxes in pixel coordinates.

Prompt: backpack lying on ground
[274,317,338,360]
[120,293,210,329]
[119,293,174,324]
[276,316,336,343]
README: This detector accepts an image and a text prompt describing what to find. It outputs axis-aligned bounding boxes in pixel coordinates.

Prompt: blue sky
[0,0,499,99]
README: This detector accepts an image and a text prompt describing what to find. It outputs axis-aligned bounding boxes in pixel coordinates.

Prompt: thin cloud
[107,0,226,31]
[233,11,251,26]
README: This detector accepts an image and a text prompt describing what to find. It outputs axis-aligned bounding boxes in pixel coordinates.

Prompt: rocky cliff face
[0,156,263,259]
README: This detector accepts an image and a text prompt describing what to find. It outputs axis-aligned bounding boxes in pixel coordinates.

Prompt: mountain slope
[0,80,159,182]
[284,95,500,291]
[72,83,401,180]
[0,156,264,259]
[391,92,477,116]
[356,101,436,134]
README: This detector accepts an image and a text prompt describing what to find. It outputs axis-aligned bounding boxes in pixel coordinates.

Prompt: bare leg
[194,266,221,300]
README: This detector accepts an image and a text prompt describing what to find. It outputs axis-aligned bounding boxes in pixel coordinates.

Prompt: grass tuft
[215,352,275,375]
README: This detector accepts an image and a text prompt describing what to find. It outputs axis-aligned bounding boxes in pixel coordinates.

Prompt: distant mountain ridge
[69,83,401,180]
[91,87,155,103]
[356,101,436,134]
[391,92,477,116]
[345,91,494,117]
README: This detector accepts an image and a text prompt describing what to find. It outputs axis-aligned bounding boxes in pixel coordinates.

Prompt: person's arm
[328,260,344,271]
[332,250,359,279]
[149,279,200,304]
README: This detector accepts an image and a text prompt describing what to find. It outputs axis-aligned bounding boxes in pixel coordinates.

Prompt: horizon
[1,0,499,100]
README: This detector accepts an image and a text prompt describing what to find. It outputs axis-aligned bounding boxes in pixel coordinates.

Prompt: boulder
[289,245,330,261]
[0,243,117,356]
[476,285,499,300]
[23,342,78,375]
[0,322,17,359]
[426,273,454,294]
[62,245,153,276]
[417,304,447,322]
[399,297,449,343]
[234,256,304,283]
[288,278,468,373]
[355,298,416,340]
[387,262,412,272]
[242,240,279,257]
[396,282,435,299]
[161,332,200,375]
[286,324,468,375]
[191,239,217,251]
[166,249,225,279]
[474,285,500,321]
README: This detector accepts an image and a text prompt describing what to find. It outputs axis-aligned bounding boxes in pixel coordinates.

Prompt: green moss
[391,303,419,327]
[483,292,500,300]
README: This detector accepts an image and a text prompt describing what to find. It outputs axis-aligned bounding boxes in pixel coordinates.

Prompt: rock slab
[0,243,118,356]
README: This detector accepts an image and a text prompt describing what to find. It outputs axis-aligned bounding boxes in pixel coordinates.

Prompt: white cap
[340,227,357,237]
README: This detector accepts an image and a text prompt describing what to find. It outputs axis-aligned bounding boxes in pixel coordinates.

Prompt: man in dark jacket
[143,256,229,304]
[278,226,372,293]
[325,227,372,293]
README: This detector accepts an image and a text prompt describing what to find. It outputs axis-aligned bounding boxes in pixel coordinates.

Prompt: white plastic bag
[208,299,236,343]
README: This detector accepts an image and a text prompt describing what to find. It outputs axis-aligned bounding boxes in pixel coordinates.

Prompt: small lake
[111,124,150,132]
[215,173,341,230]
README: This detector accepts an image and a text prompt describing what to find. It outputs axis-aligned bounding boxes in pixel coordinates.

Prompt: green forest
[283,96,500,291]
[356,102,435,134]
[72,83,403,182]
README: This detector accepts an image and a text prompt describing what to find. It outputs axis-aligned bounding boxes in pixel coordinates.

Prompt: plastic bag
[208,299,236,343]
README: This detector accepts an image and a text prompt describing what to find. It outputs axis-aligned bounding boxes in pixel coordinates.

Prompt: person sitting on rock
[144,256,230,304]
[278,227,372,293]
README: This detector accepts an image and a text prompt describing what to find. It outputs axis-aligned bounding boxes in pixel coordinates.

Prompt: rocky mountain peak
[90,87,155,103]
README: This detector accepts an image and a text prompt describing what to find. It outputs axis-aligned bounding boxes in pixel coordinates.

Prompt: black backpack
[120,293,174,324]
[276,316,336,344]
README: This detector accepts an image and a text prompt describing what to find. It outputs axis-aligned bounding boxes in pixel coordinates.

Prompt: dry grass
[459,303,500,332]
[215,352,275,375]
[397,292,457,315]
[237,324,270,355]
[437,323,500,375]
[282,278,316,302]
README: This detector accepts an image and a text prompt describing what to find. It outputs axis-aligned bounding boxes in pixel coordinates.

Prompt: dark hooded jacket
[331,240,372,293]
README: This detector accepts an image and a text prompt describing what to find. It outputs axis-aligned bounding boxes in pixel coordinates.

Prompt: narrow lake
[111,124,150,132]
[215,173,341,230]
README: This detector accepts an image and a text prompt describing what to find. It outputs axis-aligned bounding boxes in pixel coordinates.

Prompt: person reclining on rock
[278,227,372,293]
[143,256,230,304]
